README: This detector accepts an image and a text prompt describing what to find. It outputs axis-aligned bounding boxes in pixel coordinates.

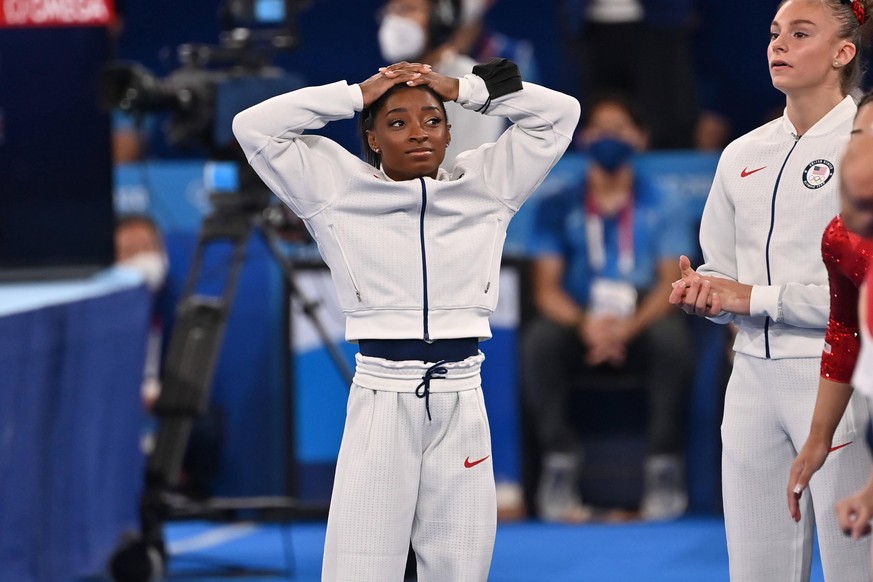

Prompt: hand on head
[361,62,459,107]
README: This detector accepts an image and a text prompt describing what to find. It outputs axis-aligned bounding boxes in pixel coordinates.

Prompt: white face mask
[378,13,426,62]
[122,252,169,292]
[460,0,487,24]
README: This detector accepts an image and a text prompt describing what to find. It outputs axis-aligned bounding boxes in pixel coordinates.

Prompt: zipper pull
[484,282,491,293]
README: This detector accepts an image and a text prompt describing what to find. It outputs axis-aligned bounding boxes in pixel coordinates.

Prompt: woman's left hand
[836,481,873,539]
[669,255,752,317]
[382,62,460,102]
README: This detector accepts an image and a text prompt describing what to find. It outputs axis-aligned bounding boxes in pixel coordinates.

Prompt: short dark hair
[581,91,648,132]
[358,83,448,168]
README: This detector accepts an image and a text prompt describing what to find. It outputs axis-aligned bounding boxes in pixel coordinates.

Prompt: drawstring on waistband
[415,360,448,421]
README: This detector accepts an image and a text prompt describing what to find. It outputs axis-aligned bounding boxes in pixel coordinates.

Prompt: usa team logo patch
[802,159,835,189]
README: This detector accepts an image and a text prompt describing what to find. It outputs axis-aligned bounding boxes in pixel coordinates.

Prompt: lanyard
[584,189,635,277]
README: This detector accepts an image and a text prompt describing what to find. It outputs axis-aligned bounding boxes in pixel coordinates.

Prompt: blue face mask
[587,137,636,173]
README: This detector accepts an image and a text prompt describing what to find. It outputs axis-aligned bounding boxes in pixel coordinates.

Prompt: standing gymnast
[788,91,873,532]
[829,95,873,553]
[669,1,872,579]
[233,59,579,582]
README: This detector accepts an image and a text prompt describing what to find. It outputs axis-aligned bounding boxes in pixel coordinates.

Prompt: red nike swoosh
[830,441,853,453]
[464,455,490,468]
[741,166,767,177]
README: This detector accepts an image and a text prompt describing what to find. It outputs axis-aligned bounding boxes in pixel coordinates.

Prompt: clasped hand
[668,255,751,317]
[580,314,630,366]
[360,62,460,108]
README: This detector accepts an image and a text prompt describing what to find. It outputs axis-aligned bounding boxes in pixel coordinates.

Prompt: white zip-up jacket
[233,74,580,342]
[699,96,856,359]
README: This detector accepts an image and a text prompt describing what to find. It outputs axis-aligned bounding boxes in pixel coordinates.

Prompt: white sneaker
[496,481,527,521]
[537,452,590,523]
[640,454,688,521]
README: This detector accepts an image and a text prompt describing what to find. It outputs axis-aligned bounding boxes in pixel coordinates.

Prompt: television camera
[101,0,307,153]
[104,3,353,580]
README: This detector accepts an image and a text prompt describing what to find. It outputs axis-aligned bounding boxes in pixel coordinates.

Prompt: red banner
[0,0,115,27]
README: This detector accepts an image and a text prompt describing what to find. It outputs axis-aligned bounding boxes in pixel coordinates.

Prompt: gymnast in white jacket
[233,58,579,582]
[669,0,872,580]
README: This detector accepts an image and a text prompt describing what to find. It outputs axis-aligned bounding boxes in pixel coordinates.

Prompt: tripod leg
[115,211,254,580]
[258,220,354,385]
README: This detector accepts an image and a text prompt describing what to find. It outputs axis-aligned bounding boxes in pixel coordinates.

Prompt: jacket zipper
[328,224,362,302]
[418,178,430,340]
[763,135,801,358]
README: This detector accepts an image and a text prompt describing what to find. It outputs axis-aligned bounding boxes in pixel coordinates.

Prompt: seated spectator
[560,0,699,149]
[450,0,542,84]
[522,93,695,522]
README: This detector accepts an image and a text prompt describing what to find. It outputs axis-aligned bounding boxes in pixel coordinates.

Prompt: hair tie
[843,0,867,24]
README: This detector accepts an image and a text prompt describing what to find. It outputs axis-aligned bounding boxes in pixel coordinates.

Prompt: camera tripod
[109,188,354,582]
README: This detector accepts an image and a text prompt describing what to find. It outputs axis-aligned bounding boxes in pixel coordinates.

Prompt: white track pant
[722,353,872,581]
[322,353,496,582]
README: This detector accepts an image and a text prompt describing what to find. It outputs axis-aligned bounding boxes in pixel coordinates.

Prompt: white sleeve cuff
[749,284,782,321]
[349,83,364,112]
[456,77,473,104]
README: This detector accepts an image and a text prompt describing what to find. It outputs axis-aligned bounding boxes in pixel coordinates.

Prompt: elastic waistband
[353,352,484,393]
[358,338,479,363]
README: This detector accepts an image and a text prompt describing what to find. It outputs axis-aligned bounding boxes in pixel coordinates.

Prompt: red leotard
[820,214,873,382]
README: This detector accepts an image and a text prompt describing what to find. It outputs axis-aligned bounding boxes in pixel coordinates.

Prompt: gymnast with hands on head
[233,59,580,582]
[669,0,872,580]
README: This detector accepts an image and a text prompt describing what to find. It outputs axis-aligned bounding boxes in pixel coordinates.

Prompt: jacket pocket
[328,224,362,302]
[482,218,504,294]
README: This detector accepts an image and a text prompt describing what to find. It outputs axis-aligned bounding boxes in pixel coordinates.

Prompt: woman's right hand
[669,255,722,318]
[359,62,427,107]
[786,438,830,521]
[359,62,460,108]
[669,255,752,317]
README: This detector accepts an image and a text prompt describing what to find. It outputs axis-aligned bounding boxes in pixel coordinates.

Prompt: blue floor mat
[154,515,825,582]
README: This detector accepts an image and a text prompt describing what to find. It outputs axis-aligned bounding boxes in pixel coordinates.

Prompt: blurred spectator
[376,0,506,165]
[522,93,694,522]
[115,214,169,411]
[451,0,541,83]
[561,0,699,150]
[115,213,225,499]
[691,0,786,151]
[108,0,151,163]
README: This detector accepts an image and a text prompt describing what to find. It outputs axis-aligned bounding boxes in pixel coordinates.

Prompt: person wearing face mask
[115,214,169,428]
[521,93,695,523]
[377,0,505,166]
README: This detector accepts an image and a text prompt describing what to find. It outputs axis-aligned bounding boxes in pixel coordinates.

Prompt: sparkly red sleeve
[820,216,866,383]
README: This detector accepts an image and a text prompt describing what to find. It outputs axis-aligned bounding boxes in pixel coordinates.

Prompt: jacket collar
[781,95,857,138]
[379,166,452,182]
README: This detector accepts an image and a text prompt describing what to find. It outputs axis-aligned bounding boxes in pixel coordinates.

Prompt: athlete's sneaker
[496,480,527,522]
[537,452,592,523]
[640,454,688,521]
